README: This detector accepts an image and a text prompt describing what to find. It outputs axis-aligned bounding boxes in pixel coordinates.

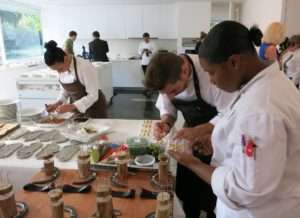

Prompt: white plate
[134,155,155,166]
[62,125,110,143]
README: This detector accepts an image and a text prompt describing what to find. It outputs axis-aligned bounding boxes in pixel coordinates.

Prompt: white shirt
[58,57,99,113]
[283,49,300,87]
[211,63,300,218]
[155,54,235,125]
[138,41,156,66]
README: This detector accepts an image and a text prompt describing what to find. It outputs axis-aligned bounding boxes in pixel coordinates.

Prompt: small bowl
[134,154,155,166]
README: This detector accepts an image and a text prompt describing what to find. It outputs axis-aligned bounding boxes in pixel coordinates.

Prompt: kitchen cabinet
[124,4,176,39]
[160,3,177,39]
[112,60,143,88]
[105,6,126,39]
[125,5,144,38]
[142,5,161,38]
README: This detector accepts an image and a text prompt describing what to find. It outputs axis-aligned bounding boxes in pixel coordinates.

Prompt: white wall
[41,4,177,58]
[282,0,300,37]
[176,1,211,37]
[211,2,229,21]
[240,0,284,32]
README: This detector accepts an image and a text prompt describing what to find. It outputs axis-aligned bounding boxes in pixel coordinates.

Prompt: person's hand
[168,142,199,168]
[194,134,213,156]
[55,104,76,113]
[45,101,62,113]
[175,124,214,144]
[153,121,170,141]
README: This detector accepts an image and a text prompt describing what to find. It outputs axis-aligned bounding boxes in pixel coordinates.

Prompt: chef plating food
[43,40,107,118]
[168,21,300,218]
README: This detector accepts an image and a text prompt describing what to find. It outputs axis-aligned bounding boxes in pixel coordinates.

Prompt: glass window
[0,9,42,61]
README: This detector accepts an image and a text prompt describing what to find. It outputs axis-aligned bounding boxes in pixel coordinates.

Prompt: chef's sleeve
[73,62,99,113]
[211,113,287,209]
[155,94,177,119]
[57,84,69,103]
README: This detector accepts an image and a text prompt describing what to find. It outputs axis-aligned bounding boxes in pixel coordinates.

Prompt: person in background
[194,31,208,54]
[259,22,285,63]
[169,20,300,218]
[88,31,109,62]
[282,34,300,88]
[64,30,77,55]
[44,40,107,118]
[138,32,156,97]
[144,52,235,218]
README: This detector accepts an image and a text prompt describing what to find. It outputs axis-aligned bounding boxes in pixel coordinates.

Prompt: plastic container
[126,137,149,157]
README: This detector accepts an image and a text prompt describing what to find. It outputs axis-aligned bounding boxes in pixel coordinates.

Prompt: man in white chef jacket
[169,20,300,218]
[144,52,235,218]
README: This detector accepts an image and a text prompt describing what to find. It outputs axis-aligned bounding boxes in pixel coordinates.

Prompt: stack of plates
[0,99,18,122]
[20,108,44,122]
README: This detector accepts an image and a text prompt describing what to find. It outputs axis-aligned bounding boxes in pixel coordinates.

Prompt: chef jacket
[282,49,300,87]
[211,63,300,218]
[138,41,156,66]
[156,54,235,125]
[57,57,99,113]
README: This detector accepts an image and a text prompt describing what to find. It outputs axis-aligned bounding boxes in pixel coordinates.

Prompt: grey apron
[59,57,107,118]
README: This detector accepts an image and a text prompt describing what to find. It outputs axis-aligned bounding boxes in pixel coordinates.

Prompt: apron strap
[73,56,80,81]
[181,54,202,101]
[283,54,294,74]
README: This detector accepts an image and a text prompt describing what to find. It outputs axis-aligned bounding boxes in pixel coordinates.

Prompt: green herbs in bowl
[126,137,149,157]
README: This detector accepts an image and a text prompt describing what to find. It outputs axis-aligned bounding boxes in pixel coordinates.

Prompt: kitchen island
[0,118,185,217]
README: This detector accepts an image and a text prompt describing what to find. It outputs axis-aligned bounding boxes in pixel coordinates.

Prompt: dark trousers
[141,65,147,74]
[175,155,216,218]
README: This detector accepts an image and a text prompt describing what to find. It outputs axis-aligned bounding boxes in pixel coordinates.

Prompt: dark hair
[144,52,183,90]
[44,40,66,66]
[199,21,263,63]
[289,34,300,46]
[69,31,77,37]
[143,32,150,38]
[93,31,100,38]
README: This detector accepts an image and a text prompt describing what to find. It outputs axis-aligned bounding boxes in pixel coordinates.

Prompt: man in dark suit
[89,31,109,62]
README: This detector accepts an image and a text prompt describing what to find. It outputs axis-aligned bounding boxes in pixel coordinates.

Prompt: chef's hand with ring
[168,141,198,168]
[45,101,62,113]
[175,123,214,144]
[153,121,170,141]
[55,104,76,113]
[194,134,213,156]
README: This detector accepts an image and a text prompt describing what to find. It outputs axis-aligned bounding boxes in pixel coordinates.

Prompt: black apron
[172,54,217,218]
[59,57,108,118]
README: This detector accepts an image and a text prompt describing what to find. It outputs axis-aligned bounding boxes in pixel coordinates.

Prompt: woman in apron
[169,21,300,218]
[43,40,107,118]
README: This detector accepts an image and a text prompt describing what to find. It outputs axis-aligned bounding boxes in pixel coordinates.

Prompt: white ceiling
[13,0,244,8]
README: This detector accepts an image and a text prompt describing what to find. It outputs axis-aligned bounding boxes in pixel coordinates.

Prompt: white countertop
[0,119,150,170]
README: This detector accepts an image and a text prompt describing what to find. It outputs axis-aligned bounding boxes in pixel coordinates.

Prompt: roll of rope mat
[17,142,43,159]
[0,142,23,158]
[35,143,59,160]
[56,144,80,162]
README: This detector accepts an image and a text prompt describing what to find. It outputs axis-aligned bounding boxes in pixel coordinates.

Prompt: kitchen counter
[0,118,185,217]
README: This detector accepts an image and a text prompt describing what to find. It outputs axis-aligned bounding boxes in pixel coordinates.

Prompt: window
[0,8,43,61]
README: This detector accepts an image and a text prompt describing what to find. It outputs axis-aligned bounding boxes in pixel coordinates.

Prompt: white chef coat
[57,57,99,113]
[283,49,300,87]
[211,63,300,218]
[155,54,236,125]
[138,41,156,66]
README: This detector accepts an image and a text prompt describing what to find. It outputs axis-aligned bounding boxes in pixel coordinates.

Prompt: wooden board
[15,170,163,218]
[0,123,20,139]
